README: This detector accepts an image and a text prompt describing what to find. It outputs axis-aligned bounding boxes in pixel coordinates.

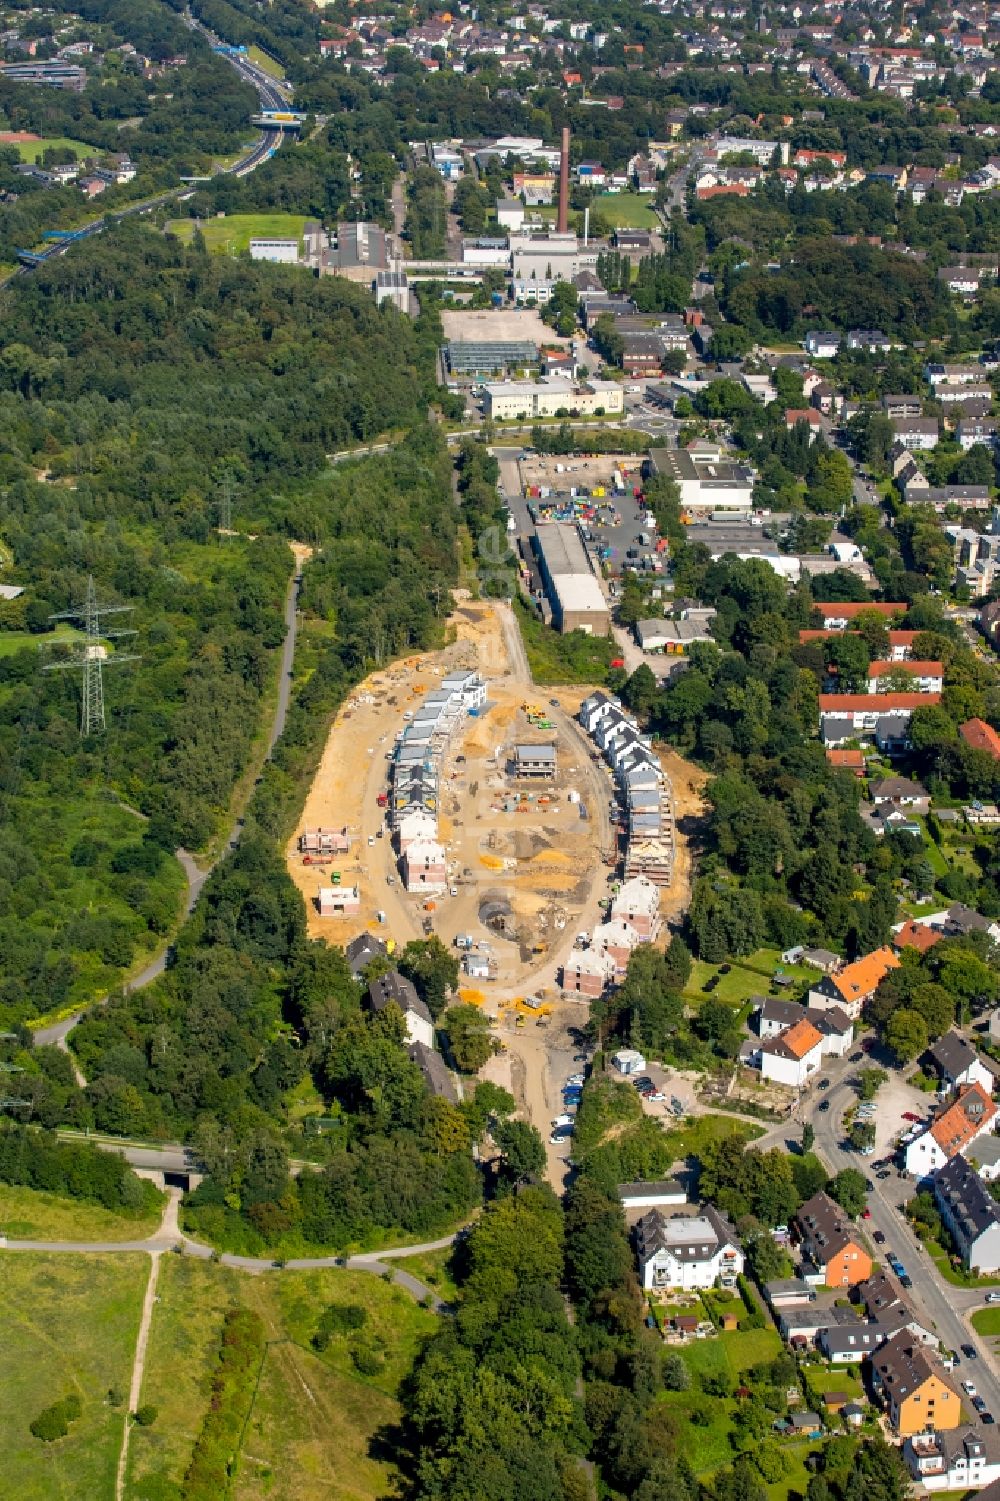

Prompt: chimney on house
[557,126,570,234]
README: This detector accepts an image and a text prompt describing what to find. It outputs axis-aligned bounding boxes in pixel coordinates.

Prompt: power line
[43,575,141,737]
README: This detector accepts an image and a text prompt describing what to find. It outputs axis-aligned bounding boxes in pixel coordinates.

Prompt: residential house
[814,602,906,629]
[820,1321,891,1363]
[868,776,930,811]
[408,1040,458,1103]
[794,1191,873,1287]
[805,331,842,358]
[634,1204,743,1290]
[402,838,448,893]
[819,694,942,751]
[808,947,900,1021]
[927,1031,995,1095]
[759,1017,824,1088]
[904,1083,997,1178]
[933,1154,1000,1274]
[344,932,387,977]
[367,970,435,1049]
[960,718,1000,761]
[870,1331,962,1436]
[610,876,661,939]
[561,948,616,998]
[904,1427,1000,1492]
[892,417,940,450]
[893,920,944,955]
[317,884,361,918]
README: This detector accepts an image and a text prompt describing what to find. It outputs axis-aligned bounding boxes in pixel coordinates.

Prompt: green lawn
[247,44,285,79]
[684,949,817,1012]
[166,213,308,256]
[0,1252,149,1501]
[396,1247,460,1304]
[0,626,85,657]
[593,192,659,228]
[658,1390,737,1476]
[660,1112,764,1163]
[128,1258,438,1501]
[971,1306,1000,1335]
[0,1183,163,1242]
[925,1237,1000,1288]
[4,135,97,164]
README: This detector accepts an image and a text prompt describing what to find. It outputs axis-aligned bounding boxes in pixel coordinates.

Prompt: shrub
[134,1404,158,1426]
[350,1339,386,1377]
[30,1393,81,1442]
[311,1302,367,1351]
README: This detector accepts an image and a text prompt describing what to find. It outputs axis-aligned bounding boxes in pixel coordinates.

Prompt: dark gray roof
[756,996,803,1030]
[821,1321,888,1355]
[368,970,432,1025]
[345,932,387,976]
[929,1030,979,1081]
[618,1178,685,1201]
[408,1041,458,1103]
[934,1154,1000,1244]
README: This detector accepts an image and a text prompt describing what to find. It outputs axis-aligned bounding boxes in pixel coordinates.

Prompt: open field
[0,1252,148,1501]
[0,133,97,163]
[128,1257,436,1501]
[593,191,659,227]
[166,212,307,254]
[0,625,86,657]
[0,1183,163,1241]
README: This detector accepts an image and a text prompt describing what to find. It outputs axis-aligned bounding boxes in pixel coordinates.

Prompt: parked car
[670,1097,685,1116]
[862,1208,872,1220]
[962,1381,978,1397]
[982,1414,995,1425]
[549,1128,573,1145]
[850,1051,864,1063]
[865,1178,875,1191]
[876,1169,891,1179]
[985,1292,1000,1305]
[902,1111,922,1122]
[565,1074,585,1088]
[900,1274,913,1289]
[974,1397,988,1414]
[819,1100,831,1112]
[647,1091,666,1103]
[873,1230,886,1244]
[818,1079,830,1090]
[963,1345,978,1359]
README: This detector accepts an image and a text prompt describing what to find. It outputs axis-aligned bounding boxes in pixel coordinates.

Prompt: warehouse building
[645,442,755,513]
[533,524,610,634]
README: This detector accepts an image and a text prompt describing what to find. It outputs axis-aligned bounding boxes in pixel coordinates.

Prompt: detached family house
[367,970,435,1050]
[634,1205,743,1291]
[794,1191,872,1287]
[927,1032,996,1096]
[904,1083,997,1179]
[808,947,900,1022]
[759,1016,824,1089]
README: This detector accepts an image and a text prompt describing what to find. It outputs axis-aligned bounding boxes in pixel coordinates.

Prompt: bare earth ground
[439,306,571,347]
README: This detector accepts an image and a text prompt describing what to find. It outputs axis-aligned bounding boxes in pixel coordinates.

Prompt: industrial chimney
[557,126,570,234]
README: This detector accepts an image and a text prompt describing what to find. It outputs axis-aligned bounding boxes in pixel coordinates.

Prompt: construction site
[285,601,625,991]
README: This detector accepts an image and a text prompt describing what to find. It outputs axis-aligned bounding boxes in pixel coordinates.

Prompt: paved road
[34,564,303,1053]
[810,1067,1000,1416]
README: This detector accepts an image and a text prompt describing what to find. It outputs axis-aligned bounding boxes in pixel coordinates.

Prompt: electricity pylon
[43,575,140,736]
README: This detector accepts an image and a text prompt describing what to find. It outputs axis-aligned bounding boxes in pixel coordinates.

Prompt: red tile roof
[960,718,1000,760]
[818,693,942,712]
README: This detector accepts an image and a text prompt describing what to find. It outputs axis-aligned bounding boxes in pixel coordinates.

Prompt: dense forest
[0,224,448,1024]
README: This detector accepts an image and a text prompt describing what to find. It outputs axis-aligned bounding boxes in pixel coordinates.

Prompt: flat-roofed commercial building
[533,523,610,634]
[484,378,623,421]
[646,443,755,513]
[444,341,539,378]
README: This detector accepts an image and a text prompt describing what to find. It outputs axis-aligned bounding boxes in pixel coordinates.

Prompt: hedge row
[182,1308,265,1500]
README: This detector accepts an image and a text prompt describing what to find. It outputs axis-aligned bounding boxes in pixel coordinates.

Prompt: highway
[810,1060,1000,1419]
[16,24,283,273]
